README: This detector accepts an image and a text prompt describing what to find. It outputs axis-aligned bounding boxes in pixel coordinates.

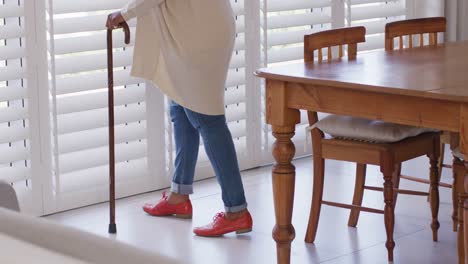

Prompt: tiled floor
[46,155,457,263]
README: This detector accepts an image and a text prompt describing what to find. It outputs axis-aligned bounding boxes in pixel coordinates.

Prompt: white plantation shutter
[261,0,337,159]
[0,0,49,215]
[0,0,446,215]
[0,1,29,186]
[264,0,334,65]
[347,0,407,51]
[44,0,166,213]
[346,1,445,55]
[446,0,467,41]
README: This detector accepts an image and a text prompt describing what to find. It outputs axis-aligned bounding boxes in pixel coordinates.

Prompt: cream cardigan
[121,0,236,115]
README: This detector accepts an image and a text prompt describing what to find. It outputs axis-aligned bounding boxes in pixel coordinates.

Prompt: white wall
[446,0,468,41]
[412,0,445,17]
[459,0,468,40]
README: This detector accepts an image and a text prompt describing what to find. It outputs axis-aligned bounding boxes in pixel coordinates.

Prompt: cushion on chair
[452,147,464,161]
[315,115,437,143]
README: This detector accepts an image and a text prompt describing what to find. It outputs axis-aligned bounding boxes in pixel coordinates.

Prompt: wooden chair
[384,17,459,229]
[304,26,441,262]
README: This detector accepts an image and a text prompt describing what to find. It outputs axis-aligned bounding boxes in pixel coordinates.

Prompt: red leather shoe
[142,192,192,219]
[193,211,253,237]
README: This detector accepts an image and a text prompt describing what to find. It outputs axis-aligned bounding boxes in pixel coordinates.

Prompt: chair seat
[316,115,437,143]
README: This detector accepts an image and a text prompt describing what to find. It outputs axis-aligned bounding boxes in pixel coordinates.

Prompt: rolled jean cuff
[225,202,248,213]
[171,182,193,195]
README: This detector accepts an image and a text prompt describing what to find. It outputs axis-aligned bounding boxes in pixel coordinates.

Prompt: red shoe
[142,192,192,219]
[193,211,253,237]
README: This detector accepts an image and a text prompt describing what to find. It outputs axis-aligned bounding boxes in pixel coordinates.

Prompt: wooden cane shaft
[107,29,116,227]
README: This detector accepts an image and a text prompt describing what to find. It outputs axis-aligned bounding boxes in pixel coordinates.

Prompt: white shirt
[121,0,236,115]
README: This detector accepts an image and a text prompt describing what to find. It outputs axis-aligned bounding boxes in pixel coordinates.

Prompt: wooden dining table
[255,41,468,264]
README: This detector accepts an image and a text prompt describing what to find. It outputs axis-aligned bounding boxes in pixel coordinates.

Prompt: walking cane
[107,21,131,234]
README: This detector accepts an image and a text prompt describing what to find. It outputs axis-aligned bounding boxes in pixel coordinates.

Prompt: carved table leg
[464,161,468,264]
[454,158,466,263]
[455,158,461,232]
[272,125,297,264]
[459,104,468,264]
[459,193,467,264]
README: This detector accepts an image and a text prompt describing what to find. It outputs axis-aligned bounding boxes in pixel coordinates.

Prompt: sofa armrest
[0,208,179,264]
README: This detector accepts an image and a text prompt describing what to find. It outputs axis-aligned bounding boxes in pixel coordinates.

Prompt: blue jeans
[169,101,247,213]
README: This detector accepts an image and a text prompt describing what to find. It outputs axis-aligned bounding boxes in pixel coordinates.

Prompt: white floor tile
[45,156,457,263]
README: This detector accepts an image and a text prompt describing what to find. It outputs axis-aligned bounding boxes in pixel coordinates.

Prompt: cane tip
[108,223,117,234]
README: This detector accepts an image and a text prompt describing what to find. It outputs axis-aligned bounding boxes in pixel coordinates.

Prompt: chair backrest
[385,17,446,51]
[304,26,366,63]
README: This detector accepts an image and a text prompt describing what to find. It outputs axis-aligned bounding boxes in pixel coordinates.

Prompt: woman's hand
[106,12,126,30]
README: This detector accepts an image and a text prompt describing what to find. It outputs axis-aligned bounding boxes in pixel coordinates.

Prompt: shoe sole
[145,213,193,219]
[235,228,252,234]
[174,214,192,219]
[143,209,192,219]
[195,228,253,237]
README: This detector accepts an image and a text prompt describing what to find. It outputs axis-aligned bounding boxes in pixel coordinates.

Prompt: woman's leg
[169,101,200,200]
[183,108,247,213]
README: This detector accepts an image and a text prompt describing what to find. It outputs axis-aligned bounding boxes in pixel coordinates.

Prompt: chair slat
[348,43,357,60]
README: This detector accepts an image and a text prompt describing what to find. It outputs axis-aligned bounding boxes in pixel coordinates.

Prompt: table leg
[459,192,466,264]
[272,125,296,264]
[459,105,468,264]
[453,158,465,263]
[455,159,460,232]
[459,161,468,264]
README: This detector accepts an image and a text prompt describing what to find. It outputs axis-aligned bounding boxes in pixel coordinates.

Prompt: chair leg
[392,163,402,209]
[453,158,465,232]
[380,153,396,262]
[458,193,467,264]
[438,142,445,182]
[429,141,446,202]
[428,137,441,242]
[348,163,366,227]
[305,155,325,243]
